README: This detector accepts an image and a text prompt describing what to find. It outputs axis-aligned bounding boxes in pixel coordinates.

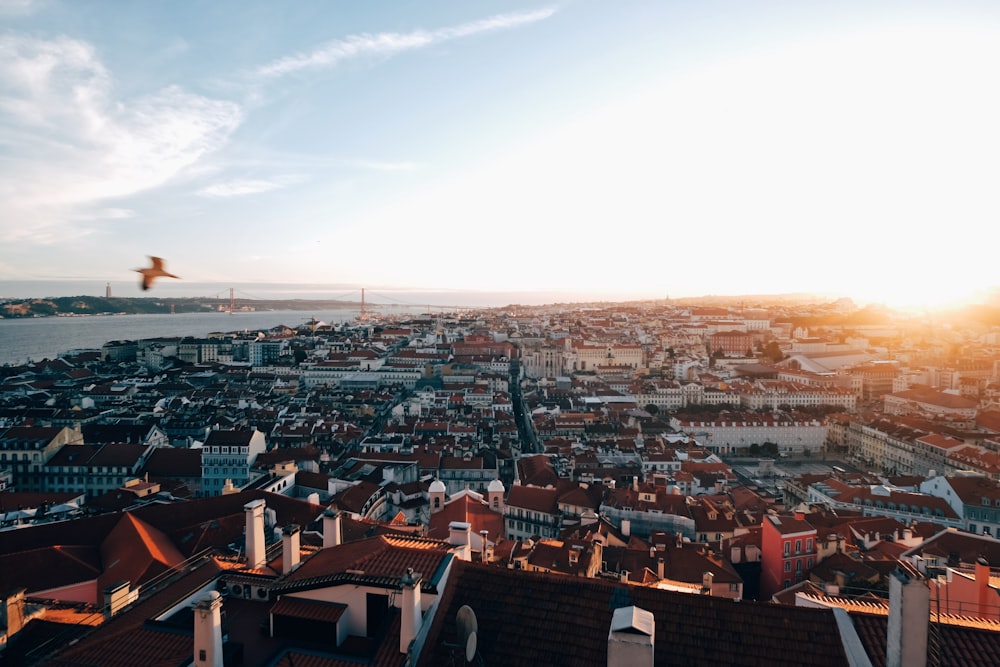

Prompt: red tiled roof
[281,535,453,588]
[0,544,101,597]
[852,612,1000,667]
[427,494,504,543]
[98,513,186,592]
[271,596,347,624]
[506,485,559,514]
[418,560,851,667]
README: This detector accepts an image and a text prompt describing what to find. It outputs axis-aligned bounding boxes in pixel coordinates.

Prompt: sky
[2,0,1000,310]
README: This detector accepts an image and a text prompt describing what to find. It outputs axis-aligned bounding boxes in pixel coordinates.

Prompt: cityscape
[2,293,1000,665]
[6,1,1000,665]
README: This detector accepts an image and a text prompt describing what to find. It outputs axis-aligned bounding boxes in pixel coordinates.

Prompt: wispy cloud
[0,35,242,243]
[0,0,42,16]
[197,175,305,198]
[256,7,557,78]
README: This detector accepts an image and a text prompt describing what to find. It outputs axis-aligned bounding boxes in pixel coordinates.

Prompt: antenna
[456,604,478,663]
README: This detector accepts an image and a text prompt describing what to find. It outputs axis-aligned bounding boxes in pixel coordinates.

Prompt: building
[200,428,268,497]
[761,511,818,599]
[0,425,82,492]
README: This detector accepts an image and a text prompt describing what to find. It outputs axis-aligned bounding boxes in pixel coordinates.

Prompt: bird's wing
[150,257,166,270]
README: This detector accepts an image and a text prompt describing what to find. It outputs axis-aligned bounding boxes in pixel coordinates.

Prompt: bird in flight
[135,256,180,291]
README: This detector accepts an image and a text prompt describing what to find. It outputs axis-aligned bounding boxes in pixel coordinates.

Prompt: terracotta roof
[98,513,186,592]
[0,544,102,596]
[506,485,560,514]
[852,612,1000,667]
[280,535,453,590]
[418,560,851,667]
[128,490,324,557]
[270,596,347,624]
[41,559,223,666]
[427,494,504,543]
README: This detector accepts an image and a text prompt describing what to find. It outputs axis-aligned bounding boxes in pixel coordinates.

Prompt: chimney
[449,521,472,561]
[192,590,224,667]
[607,606,655,667]
[282,524,301,575]
[323,509,342,548]
[702,571,714,594]
[400,569,422,654]
[887,563,928,667]
[657,558,665,580]
[480,530,491,563]
[976,557,990,617]
[621,519,631,538]
[103,580,130,619]
[1,588,26,638]
[244,499,267,570]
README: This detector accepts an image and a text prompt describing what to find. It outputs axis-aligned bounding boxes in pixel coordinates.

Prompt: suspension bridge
[203,287,473,319]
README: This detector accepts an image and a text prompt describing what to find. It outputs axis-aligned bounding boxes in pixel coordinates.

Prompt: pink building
[761,511,818,599]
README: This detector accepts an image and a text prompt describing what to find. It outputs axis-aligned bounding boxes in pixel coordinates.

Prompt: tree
[763,342,785,363]
[644,404,659,415]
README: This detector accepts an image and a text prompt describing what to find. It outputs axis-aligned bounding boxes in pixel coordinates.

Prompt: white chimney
[244,499,267,570]
[400,569,422,655]
[480,530,490,563]
[621,519,631,538]
[104,581,131,619]
[282,524,301,574]
[323,509,342,548]
[192,590,224,667]
[449,521,472,561]
[608,605,654,667]
[887,563,928,667]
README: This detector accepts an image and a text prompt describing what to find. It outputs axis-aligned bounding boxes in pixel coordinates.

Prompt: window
[795,539,802,554]
[784,542,790,556]
[806,538,813,552]
[785,561,791,572]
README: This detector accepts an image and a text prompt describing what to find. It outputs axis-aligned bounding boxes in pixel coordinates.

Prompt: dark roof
[852,612,1000,667]
[38,559,224,667]
[418,560,851,667]
[141,446,203,477]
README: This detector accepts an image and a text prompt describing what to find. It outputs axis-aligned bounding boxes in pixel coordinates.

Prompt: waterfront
[0,309,369,366]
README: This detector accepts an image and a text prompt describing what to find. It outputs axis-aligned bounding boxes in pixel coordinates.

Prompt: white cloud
[256,7,556,77]
[197,175,304,198]
[0,35,243,243]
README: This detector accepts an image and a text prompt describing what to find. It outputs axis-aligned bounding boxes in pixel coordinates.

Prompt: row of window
[784,557,814,572]
[783,538,814,555]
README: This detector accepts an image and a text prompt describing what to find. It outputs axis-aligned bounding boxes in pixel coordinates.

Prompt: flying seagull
[135,256,180,291]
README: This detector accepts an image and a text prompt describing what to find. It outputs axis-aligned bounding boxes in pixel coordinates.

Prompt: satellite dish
[456,604,478,663]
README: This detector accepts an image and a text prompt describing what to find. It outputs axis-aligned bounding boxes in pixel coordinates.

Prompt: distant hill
[0,295,360,318]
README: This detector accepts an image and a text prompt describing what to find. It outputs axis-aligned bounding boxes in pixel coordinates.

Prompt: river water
[0,309,375,366]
